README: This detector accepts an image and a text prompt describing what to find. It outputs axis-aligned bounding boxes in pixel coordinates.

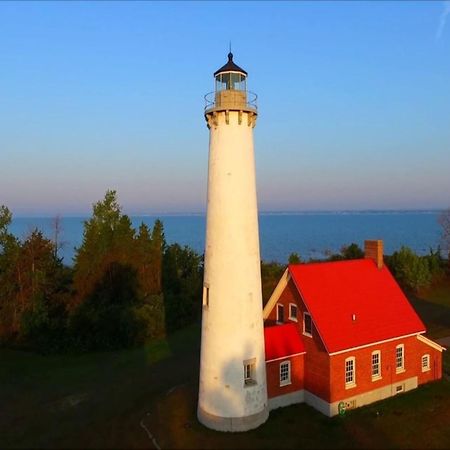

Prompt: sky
[1,1,449,216]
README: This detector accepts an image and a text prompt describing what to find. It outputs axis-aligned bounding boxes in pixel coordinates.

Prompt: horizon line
[11,208,446,219]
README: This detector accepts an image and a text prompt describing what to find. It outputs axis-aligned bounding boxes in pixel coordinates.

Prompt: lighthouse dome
[214,52,248,77]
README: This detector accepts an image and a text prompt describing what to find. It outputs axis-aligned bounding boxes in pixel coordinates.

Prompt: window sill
[244,380,257,388]
[280,381,292,387]
[345,383,357,390]
[303,332,312,338]
[371,375,382,382]
[396,368,405,374]
[422,368,431,373]
[289,317,298,322]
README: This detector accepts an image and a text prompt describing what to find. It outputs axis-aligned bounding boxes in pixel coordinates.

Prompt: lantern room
[214,53,247,92]
[205,52,257,115]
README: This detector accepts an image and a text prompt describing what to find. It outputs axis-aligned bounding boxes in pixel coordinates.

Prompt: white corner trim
[263,269,290,320]
[329,332,424,356]
[417,334,446,352]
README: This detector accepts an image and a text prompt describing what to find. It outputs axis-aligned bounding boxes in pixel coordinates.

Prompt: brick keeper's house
[262,240,445,416]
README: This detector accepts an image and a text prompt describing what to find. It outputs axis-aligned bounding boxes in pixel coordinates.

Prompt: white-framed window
[276,304,285,323]
[345,357,356,387]
[243,358,256,386]
[289,303,298,322]
[395,384,404,394]
[202,285,210,307]
[279,360,291,386]
[395,344,404,373]
[371,350,381,380]
[422,354,431,372]
[303,312,312,336]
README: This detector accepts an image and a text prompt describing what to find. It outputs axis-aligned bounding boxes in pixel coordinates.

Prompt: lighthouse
[197,53,269,432]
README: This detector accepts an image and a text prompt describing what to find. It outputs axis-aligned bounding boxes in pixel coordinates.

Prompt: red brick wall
[266,354,305,399]
[329,335,442,402]
[265,279,331,401]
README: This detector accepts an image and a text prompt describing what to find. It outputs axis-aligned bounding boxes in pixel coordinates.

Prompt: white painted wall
[198,110,268,430]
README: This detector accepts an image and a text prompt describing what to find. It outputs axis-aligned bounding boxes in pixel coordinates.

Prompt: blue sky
[1,1,449,216]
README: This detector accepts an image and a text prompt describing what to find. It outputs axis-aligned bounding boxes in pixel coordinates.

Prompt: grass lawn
[1,279,449,449]
[410,278,450,339]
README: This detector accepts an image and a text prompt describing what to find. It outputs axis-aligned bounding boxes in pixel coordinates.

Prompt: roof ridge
[289,258,373,268]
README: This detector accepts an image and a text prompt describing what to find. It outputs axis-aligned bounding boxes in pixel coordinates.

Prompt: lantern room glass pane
[215,72,246,92]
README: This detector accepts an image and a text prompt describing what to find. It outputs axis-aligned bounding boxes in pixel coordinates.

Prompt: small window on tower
[243,358,257,386]
[276,304,285,323]
[202,285,210,307]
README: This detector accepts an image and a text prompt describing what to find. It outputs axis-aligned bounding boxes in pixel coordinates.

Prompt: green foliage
[438,208,450,262]
[387,246,433,292]
[162,243,203,332]
[341,243,364,260]
[261,260,285,303]
[132,295,165,343]
[69,262,142,351]
[327,243,364,261]
[288,252,301,264]
[0,224,69,347]
[71,191,167,350]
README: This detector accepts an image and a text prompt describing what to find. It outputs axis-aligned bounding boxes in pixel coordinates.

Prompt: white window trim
[395,344,405,373]
[303,312,312,337]
[276,303,284,324]
[243,358,257,387]
[422,354,431,372]
[345,356,356,389]
[371,350,382,381]
[279,360,292,387]
[288,303,298,322]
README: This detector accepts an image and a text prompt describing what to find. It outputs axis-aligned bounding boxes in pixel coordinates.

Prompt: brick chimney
[364,240,384,269]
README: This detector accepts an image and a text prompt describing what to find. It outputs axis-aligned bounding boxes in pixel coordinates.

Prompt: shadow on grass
[409,294,450,338]
[0,323,202,449]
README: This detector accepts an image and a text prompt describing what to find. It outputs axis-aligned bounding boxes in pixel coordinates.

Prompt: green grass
[409,278,450,339]
[147,368,450,449]
[1,280,449,448]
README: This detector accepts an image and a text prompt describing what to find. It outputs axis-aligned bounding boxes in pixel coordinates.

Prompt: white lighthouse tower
[198,53,269,432]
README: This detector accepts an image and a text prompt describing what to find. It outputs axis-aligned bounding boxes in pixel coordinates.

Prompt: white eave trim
[263,268,290,320]
[417,334,446,352]
[266,351,306,363]
[328,332,426,356]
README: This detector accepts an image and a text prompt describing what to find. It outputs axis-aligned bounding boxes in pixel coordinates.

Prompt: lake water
[10,212,442,265]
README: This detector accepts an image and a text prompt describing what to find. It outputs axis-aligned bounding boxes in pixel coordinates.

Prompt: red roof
[288,259,426,354]
[264,323,305,361]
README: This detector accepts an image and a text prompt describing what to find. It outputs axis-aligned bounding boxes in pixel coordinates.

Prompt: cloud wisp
[436,1,450,41]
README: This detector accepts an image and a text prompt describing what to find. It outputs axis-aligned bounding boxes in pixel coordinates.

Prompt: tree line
[1,195,448,354]
[0,191,202,352]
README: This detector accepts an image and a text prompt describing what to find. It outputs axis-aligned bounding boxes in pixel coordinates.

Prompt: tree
[326,243,364,261]
[340,243,364,260]
[438,208,450,261]
[51,214,66,261]
[288,252,301,264]
[387,246,432,292]
[162,243,203,332]
[71,190,166,349]
[0,207,69,349]
[73,190,136,303]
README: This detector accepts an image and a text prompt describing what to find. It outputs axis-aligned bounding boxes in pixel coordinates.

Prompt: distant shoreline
[12,209,445,219]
